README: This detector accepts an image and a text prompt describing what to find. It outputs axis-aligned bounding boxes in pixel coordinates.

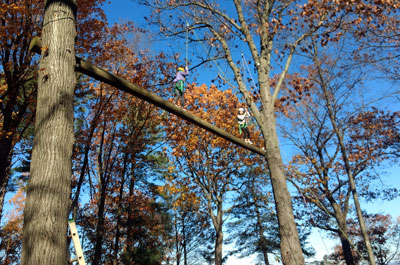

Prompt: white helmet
[238,108,244,112]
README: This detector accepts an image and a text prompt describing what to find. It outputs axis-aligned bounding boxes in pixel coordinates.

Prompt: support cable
[241,52,257,92]
[191,29,234,88]
[186,21,189,68]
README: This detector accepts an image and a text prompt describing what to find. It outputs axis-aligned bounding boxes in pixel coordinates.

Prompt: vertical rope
[186,22,189,68]
[241,52,257,91]
[192,29,231,84]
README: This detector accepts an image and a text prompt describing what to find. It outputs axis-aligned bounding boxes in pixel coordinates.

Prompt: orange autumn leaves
[159,173,200,210]
[169,84,237,155]
[161,83,265,209]
[168,83,263,157]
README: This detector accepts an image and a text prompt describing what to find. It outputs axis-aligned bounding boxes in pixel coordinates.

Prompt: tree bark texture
[92,185,106,265]
[214,203,224,265]
[21,1,77,265]
[327,195,354,265]
[337,217,356,265]
[182,214,188,265]
[262,115,305,265]
[215,224,223,265]
[92,122,112,265]
[175,216,181,265]
[126,175,136,251]
[113,152,129,265]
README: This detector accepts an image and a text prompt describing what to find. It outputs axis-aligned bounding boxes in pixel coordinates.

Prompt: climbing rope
[191,28,234,88]
[241,52,257,91]
[186,21,189,68]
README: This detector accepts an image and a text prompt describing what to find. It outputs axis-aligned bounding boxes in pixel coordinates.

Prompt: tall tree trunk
[318,57,375,265]
[113,152,129,265]
[214,203,224,265]
[336,214,356,265]
[262,118,305,265]
[175,216,181,265]
[126,173,136,251]
[92,121,113,265]
[339,233,356,265]
[70,115,98,220]
[215,224,223,265]
[113,199,121,265]
[21,1,77,265]
[182,213,188,265]
[92,183,107,265]
[70,94,110,220]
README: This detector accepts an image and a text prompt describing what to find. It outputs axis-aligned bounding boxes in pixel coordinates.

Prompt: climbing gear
[238,123,247,134]
[69,219,86,265]
[175,80,184,92]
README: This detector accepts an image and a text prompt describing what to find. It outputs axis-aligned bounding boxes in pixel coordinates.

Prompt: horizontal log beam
[30,37,266,156]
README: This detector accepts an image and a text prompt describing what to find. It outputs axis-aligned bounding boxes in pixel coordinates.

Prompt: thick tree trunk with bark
[21,1,77,265]
[338,224,356,265]
[262,116,305,265]
[215,224,223,265]
[334,209,355,265]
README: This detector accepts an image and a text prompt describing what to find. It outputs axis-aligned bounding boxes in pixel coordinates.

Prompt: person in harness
[237,107,252,144]
[173,66,189,108]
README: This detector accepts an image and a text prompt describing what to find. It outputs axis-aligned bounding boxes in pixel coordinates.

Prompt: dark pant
[242,126,250,139]
[174,88,184,106]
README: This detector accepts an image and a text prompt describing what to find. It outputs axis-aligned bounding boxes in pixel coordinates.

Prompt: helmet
[178,67,185,72]
[238,108,244,112]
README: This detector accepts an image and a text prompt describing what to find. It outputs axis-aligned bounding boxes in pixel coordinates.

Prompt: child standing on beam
[173,65,189,108]
[237,107,252,144]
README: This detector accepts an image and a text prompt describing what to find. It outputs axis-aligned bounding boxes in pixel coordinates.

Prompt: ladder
[68,219,87,265]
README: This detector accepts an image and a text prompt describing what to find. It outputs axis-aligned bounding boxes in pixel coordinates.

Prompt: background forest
[0,0,399,265]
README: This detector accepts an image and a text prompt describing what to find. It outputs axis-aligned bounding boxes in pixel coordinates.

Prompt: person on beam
[237,107,252,144]
[172,65,189,108]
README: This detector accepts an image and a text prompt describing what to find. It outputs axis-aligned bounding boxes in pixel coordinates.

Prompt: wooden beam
[30,37,266,156]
